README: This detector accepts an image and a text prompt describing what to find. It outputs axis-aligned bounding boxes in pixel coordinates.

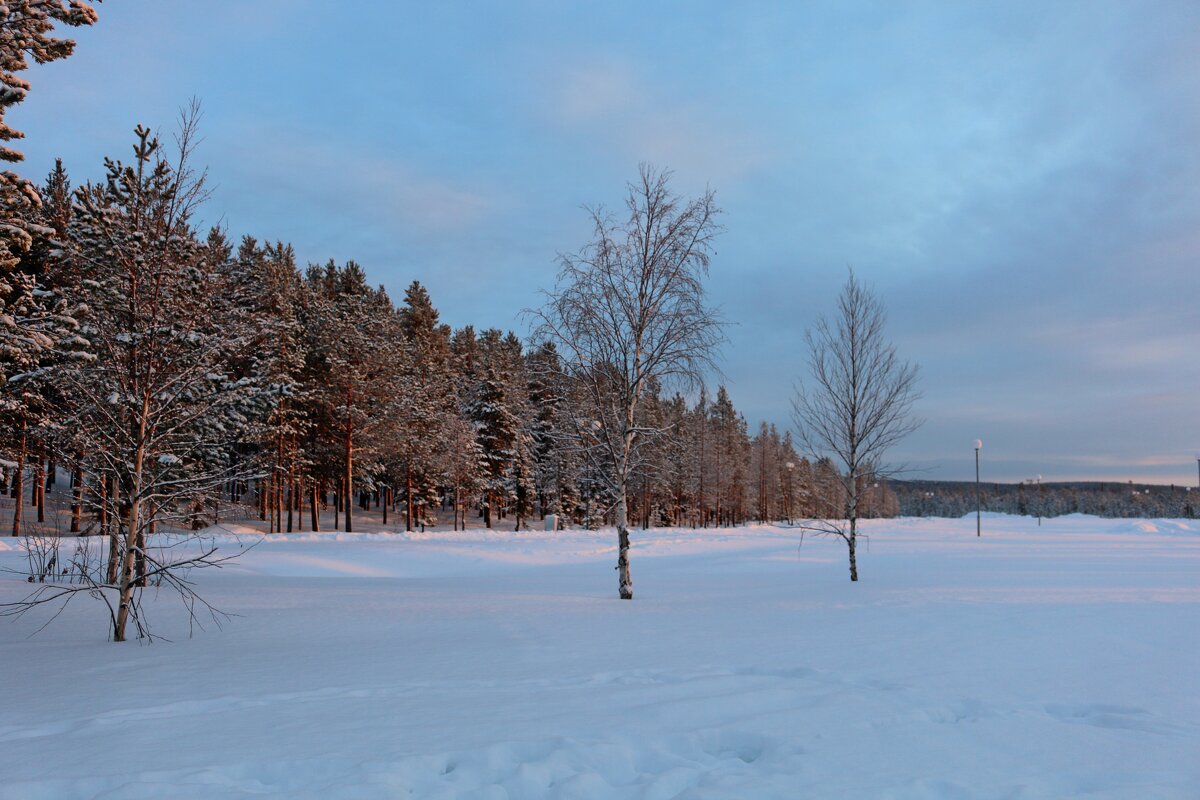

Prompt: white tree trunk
[615,477,633,600]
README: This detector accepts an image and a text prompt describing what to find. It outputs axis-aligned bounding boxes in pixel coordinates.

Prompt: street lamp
[973,439,982,537]
[1036,474,1042,526]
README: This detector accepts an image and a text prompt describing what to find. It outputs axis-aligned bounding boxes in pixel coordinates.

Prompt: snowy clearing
[1,514,1198,799]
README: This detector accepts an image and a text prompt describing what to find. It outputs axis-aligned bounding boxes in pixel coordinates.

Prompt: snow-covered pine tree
[0,1,99,272]
[55,117,259,641]
[470,365,520,529]
[775,431,804,523]
[689,386,711,527]
[1,158,85,536]
[811,457,844,519]
[509,431,536,531]
[449,325,480,404]
[657,393,691,526]
[525,341,578,521]
[303,260,394,533]
[0,1,99,161]
[164,227,271,532]
[627,378,668,529]
[39,159,91,532]
[389,281,459,531]
[443,415,484,530]
[750,422,778,522]
[240,238,311,532]
[708,386,747,526]
[0,0,99,532]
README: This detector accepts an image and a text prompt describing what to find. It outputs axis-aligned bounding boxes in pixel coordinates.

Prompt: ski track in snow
[1,514,1198,799]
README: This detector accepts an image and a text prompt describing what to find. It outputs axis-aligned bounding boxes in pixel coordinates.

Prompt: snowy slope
[1,515,1197,799]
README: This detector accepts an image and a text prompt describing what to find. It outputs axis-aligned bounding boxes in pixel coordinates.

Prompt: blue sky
[16,1,1200,484]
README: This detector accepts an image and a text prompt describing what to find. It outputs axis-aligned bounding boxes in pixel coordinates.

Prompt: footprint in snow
[1043,703,1190,735]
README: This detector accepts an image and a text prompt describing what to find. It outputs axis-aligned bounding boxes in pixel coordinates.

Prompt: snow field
[1,515,1198,798]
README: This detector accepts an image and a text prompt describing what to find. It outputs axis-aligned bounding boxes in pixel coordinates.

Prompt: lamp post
[974,439,982,537]
[1037,474,1042,526]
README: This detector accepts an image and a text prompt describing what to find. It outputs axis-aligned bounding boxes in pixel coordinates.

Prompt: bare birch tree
[530,164,725,599]
[792,271,921,581]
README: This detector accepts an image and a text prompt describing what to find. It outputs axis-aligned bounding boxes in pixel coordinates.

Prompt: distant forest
[892,479,1199,519]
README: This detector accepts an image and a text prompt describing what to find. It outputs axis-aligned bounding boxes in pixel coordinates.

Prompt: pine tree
[470,366,520,528]
[391,281,458,530]
[443,416,484,530]
[709,386,739,525]
[691,387,711,527]
[658,393,690,526]
[0,0,99,529]
[509,431,537,531]
[241,239,310,532]
[1,158,85,535]
[776,431,803,523]
[525,342,578,521]
[61,118,258,640]
[304,260,394,533]
[0,1,99,272]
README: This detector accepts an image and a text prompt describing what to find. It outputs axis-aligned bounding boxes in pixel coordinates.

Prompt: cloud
[557,63,640,123]
[547,59,774,185]
[211,126,502,242]
[1025,320,1196,373]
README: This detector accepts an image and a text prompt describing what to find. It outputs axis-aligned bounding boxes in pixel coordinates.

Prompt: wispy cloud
[234,133,500,235]
[547,59,774,185]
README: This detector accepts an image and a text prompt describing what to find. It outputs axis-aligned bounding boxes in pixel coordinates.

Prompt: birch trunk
[615,481,633,599]
[848,521,859,582]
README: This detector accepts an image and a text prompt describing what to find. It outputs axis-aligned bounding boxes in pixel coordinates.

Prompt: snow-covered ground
[1,514,1198,799]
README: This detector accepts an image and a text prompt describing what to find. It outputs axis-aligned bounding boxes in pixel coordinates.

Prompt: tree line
[893,480,1199,520]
